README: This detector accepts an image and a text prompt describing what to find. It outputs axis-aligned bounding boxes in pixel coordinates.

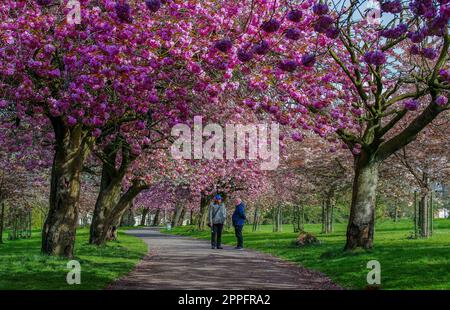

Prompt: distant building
[436,208,449,219]
[433,182,449,219]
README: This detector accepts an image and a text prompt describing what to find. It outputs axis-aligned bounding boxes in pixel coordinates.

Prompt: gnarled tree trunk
[89,140,148,245]
[90,179,148,245]
[345,157,379,250]
[89,163,122,245]
[42,121,91,257]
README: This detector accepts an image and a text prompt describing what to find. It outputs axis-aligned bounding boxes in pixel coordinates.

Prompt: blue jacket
[232,203,246,226]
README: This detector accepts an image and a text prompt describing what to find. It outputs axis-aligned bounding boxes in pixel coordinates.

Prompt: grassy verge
[0,228,147,290]
[164,219,450,290]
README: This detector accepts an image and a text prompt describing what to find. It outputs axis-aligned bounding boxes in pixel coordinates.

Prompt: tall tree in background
[393,112,449,237]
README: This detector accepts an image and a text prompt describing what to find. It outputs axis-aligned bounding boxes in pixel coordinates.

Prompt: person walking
[232,198,246,249]
[208,194,226,249]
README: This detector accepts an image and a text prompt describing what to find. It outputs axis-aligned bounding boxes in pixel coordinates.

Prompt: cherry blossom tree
[231,0,449,249]
[0,0,271,254]
[0,0,154,255]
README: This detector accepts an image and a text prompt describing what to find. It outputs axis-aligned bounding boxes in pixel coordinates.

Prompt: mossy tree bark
[90,178,148,245]
[90,142,148,245]
[345,154,379,250]
[42,119,91,257]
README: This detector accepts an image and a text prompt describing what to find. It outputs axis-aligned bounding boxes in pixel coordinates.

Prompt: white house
[436,208,449,219]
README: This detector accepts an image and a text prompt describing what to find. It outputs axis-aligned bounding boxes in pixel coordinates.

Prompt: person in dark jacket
[232,198,246,249]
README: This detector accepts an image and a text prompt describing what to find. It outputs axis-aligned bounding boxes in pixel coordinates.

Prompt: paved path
[108,228,341,290]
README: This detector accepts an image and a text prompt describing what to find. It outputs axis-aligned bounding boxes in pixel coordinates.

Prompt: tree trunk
[293,206,303,233]
[414,191,418,238]
[273,205,282,232]
[120,206,135,227]
[90,138,147,245]
[272,208,277,232]
[429,192,433,236]
[418,173,432,238]
[177,207,186,226]
[198,195,209,230]
[29,210,32,238]
[323,193,334,234]
[321,200,325,233]
[300,205,305,231]
[253,206,260,232]
[172,203,184,227]
[278,205,283,231]
[418,196,429,237]
[163,209,167,225]
[140,208,149,226]
[293,205,304,233]
[0,201,5,244]
[152,209,160,226]
[90,179,148,245]
[345,158,379,250]
[293,205,298,233]
[89,164,122,245]
[42,121,90,257]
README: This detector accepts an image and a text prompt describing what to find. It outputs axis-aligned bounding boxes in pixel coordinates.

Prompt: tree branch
[375,96,448,162]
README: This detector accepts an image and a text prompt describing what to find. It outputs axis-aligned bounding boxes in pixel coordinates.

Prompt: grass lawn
[165,219,450,290]
[0,228,147,290]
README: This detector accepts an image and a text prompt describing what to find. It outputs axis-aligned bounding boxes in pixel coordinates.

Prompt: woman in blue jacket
[232,198,246,249]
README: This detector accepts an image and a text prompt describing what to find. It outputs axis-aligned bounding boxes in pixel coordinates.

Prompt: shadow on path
[108,228,341,290]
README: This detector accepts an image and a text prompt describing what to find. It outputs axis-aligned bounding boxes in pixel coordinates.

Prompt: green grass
[0,228,147,290]
[164,219,450,290]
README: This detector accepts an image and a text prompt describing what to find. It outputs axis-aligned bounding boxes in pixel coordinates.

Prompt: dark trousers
[211,224,223,247]
[234,225,243,247]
